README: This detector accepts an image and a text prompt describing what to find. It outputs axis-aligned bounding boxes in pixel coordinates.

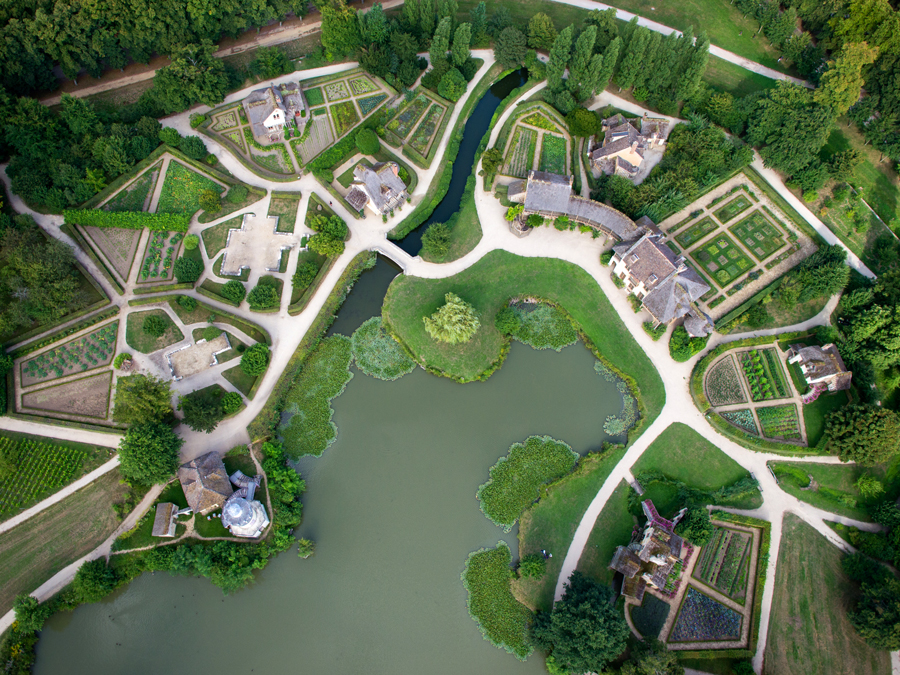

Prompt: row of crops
[503,127,537,179]
[0,436,87,518]
[757,404,801,439]
[21,322,118,383]
[693,526,752,603]
[739,349,788,402]
[140,231,182,281]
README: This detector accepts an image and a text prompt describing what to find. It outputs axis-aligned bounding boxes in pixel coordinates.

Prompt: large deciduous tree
[527,13,557,51]
[153,41,229,113]
[180,391,224,433]
[815,42,879,116]
[531,571,629,673]
[423,292,480,343]
[850,577,900,650]
[318,0,362,59]
[825,404,900,465]
[113,374,173,424]
[494,27,527,70]
[117,421,183,485]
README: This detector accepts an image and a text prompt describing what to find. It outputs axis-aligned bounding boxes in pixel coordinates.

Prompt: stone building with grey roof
[243,83,308,142]
[507,170,642,241]
[610,500,688,601]
[345,161,409,216]
[611,231,712,335]
[178,452,234,516]
[787,343,852,393]
[586,113,669,180]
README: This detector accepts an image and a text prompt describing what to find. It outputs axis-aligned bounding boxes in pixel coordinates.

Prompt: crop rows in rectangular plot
[386,95,429,139]
[503,126,537,178]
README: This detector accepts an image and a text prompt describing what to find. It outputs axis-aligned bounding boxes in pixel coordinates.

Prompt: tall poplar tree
[452,23,472,67]
[419,0,436,37]
[632,31,661,91]
[470,1,487,42]
[675,31,710,100]
[546,25,574,92]
[644,32,679,96]
[615,25,650,90]
[567,25,597,97]
[430,16,452,68]
[402,0,420,31]
[596,37,621,93]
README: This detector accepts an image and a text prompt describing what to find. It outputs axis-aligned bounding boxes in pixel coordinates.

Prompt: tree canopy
[153,42,229,113]
[113,374,173,424]
[423,292,480,344]
[117,421,183,485]
[494,27,527,70]
[825,404,900,465]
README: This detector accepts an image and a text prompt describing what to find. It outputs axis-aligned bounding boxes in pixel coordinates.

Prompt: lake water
[34,163,625,675]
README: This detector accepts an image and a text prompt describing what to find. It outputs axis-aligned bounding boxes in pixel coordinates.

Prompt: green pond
[34,261,631,674]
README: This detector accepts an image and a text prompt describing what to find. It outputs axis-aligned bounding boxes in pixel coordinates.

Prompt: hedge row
[288,256,338,316]
[248,250,377,440]
[710,510,772,653]
[64,210,191,232]
[132,282,194,295]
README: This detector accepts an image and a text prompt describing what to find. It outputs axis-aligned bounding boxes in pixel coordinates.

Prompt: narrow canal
[395,68,527,255]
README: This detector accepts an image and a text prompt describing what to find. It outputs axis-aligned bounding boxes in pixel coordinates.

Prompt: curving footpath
[0,53,889,674]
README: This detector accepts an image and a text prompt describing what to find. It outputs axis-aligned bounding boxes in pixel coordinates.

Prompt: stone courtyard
[167,333,231,380]
[219,212,300,276]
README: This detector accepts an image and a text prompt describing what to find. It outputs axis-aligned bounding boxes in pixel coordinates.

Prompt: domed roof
[222,497,252,528]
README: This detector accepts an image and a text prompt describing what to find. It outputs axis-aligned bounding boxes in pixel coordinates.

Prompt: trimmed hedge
[715,276,784,328]
[132,282,194,295]
[64,210,191,232]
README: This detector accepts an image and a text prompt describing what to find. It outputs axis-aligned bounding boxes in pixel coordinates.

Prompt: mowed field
[0,470,128,615]
[764,514,891,675]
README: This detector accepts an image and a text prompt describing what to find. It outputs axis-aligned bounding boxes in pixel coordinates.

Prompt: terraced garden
[21,323,118,385]
[538,134,567,174]
[690,234,754,288]
[503,127,537,178]
[729,211,787,261]
[693,525,754,604]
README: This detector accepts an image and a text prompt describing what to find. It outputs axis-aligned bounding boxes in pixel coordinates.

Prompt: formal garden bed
[704,355,746,406]
[729,211,787,261]
[330,101,360,137]
[713,193,753,223]
[668,586,743,643]
[20,322,118,386]
[137,231,183,283]
[408,103,446,155]
[692,525,753,604]
[720,409,759,435]
[738,348,790,401]
[387,93,431,138]
[757,404,801,440]
[290,116,335,165]
[692,234,755,288]
[155,161,224,215]
[675,217,719,249]
[20,371,113,419]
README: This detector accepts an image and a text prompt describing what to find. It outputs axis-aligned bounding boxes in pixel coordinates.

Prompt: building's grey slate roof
[787,343,853,391]
[178,452,234,515]
[642,267,710,324]
[243,84,306,138]
[684,309,714,338]
[350,161,408,214]
[521,170,640,240]
[508,179,526,202]
[151,502,177,537]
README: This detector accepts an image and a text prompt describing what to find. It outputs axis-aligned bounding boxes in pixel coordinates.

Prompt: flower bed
[330,101,360,137]
[705,356,746,406]
[21,322,118,384]
[304,86,324,106]
[211,110,238,131]
[0,436,87,519]
[325,81,349,101]
[349,76,377,95]
[721,409,758,435]
[409,103,444,154]
[387,95,429,138]
[729,211,786,262]
[357,93,387,117]
[223,129,245,152]
[140,231,181,281]
[757,404,801,440]
[538,133,566,174]
[669,587,742,642]
[690,234,754,288]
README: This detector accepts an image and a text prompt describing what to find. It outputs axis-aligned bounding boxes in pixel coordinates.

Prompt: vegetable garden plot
[303,86,324,106]
[357,93,387,116]
[325,81,350,101]
[757,404,801,440]
[729,211,787,261]
[705,355,746,406]
[538,134,567,174]
[669,587,742,642]
[693,526,753,603]
[387,95,429,138]
[0,436,87,519]
[738,349,789,402]
[291,116,335,164]
[713,194,753,223]
[721,409,758,435]
[503,127,537,178]
[689,234,754,288]
[211,110,239,131]
[138,231,182,282]
[21,322,118,386]
[675,217,719,248]
[330,100,360,137]
[521,111,559,131]
[82,226,143,280]
[348,76,377,95]
[222,129,246,153]
[103,166,158,212]
[156,161,224,215]
[409,103,445,154]
[21,371,113,419]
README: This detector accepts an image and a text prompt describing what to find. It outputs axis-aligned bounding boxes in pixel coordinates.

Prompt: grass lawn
[269,194,302,233]
[290,250,327,304]
[768,461,879,521]
[764,514,890,675]
[455,0,787,71]
[194,512,230,537]
[0,470,128,615]
[382,251,665,420]
[306,192,338,225]
[113,480,189,551]
[213,253,250,281]
[785,360,850,445]
[125,309,184,354]
[419,189,483,263]
[202,215,242,258]
[574,479,634,586]
[197,184,264,224]
[512,445,626,612]
[223,364,259,398]
[718,294,829,335]
[632,422,762,511]
[167,297,268,343]
[701,56,779,97]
